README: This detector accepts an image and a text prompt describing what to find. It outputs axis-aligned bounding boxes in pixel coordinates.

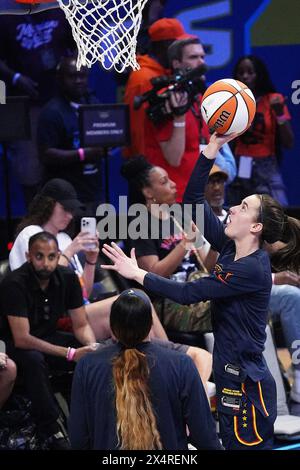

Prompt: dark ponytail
[110,289,162,450]
[270,216,300,274]
[121,156,154,205]
[259,194,287,244]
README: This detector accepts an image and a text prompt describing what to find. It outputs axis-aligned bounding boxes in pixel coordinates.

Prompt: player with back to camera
[101,127,292,450]
[69,288,222,450]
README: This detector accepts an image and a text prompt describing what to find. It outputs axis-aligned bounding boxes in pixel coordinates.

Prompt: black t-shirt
[37,94,102,204]
[133,211,196,273]
[0,10,75,104]
[131,211,197,300]
[0,263,83,340]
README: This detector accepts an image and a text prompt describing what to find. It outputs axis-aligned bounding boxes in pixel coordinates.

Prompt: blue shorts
[216,369,277,450]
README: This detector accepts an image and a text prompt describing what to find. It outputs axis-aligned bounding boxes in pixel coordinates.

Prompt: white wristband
[271,273,275,284]
[173,121,186,128]
[12,72,21,86]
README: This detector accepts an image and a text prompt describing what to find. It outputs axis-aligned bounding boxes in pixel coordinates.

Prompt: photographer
[124,18,192,158]
[143,37,209,202]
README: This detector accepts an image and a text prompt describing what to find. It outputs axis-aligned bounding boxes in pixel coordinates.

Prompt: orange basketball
[201,79,256,135]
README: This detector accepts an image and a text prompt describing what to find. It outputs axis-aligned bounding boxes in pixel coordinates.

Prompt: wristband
[271,273,275,284]
[276,115,288,125]
[85,259,97,265]
[173,121,186,128]
[78,147,85,161]
[66,347,76,361]
[12,72,21,86]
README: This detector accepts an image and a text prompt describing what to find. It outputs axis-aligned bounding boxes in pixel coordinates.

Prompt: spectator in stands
[69,288,221,450]
[9,178,166,341]
[265,219,300,403]
[124,18,194,158]
[0,350,17,409]
[0,8,76,206]
[125,19,235,201]
[227,55,294,207]
[37,55,103,214]
[101,130,296,449]
[0,231,97,449]
[137,36,210,202]
[8,178,213,387]
[121,156,212,335]
[139,36,209,202]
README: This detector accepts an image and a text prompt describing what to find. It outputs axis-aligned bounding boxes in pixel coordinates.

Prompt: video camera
[133,64,207,125]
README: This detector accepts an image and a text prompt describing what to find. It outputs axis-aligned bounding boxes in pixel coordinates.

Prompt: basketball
[201,79,256,135]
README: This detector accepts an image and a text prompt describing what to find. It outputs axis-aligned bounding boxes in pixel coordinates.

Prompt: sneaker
[42,431,71,450]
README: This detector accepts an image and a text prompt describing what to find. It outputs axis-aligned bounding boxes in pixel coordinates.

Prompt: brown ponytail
[270,216,300,274]
[113,348,162,450]
[110,289,163,450]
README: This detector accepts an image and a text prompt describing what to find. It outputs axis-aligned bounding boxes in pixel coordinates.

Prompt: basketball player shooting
[101,127,289,449]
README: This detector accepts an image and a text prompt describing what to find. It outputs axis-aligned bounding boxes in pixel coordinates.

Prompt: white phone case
[81,217,97,250]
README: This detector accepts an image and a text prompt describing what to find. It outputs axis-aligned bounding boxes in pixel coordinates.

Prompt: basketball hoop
[59,0,149,72]
[15,0,149,72]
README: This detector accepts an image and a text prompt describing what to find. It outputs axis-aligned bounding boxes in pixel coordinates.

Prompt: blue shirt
[69,342,221,450]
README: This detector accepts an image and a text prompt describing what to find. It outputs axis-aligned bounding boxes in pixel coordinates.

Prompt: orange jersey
[124,55,170,157]
[235,93,291,158]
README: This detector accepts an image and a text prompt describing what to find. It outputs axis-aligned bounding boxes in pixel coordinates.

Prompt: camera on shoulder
[133,64,207,125]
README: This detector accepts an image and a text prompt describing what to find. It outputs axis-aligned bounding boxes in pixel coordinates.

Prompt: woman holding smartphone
[9,178,99,303]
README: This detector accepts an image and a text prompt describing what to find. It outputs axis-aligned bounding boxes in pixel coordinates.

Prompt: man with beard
[0,231,96,449]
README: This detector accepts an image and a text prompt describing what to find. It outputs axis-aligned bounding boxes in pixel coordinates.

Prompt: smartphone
[80,217,97,250]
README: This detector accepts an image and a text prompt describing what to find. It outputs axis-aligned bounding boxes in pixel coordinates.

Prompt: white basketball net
[57,0,149,72]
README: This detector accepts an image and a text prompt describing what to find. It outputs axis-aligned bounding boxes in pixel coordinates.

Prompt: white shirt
[9,225,83,275]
